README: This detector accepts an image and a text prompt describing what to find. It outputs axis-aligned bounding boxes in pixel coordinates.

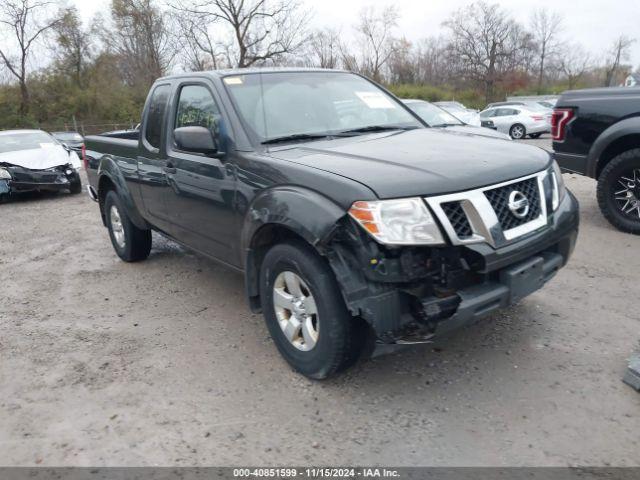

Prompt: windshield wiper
[431,123,464,127]
[336,125,413,136]
[261,133,330,145]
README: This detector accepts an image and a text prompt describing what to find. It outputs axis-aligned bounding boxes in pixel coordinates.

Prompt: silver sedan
[479,106,551,139]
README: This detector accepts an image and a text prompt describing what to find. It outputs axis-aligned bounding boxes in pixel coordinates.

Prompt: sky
[74,0,640,68]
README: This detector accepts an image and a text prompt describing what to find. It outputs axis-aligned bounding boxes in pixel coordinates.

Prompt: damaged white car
[0,129,82,200]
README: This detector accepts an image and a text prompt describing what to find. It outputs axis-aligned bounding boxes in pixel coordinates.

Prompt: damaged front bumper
[0,164,80,195]
[328,190,579,346]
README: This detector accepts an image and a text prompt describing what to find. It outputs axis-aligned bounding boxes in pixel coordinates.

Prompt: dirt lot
[1,137,639,466]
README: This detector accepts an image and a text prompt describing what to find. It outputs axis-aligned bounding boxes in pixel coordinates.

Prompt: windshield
[0,132,57,154]
[223,72,422,144]
[53,132,83,141]
[406,101,464,126]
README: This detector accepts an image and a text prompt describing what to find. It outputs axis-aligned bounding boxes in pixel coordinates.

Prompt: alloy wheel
[614,169,640,219]
[272,271,319,351]
[511,125,525,139]
[109,205,126,248]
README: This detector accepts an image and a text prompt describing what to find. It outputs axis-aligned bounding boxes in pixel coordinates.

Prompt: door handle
[163,163,177,175]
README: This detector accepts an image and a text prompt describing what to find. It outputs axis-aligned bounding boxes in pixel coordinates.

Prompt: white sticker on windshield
[355,91,395,109]
[224,76,243,85]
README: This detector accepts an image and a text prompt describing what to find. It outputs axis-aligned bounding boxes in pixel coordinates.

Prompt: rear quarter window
[144,84,171,150]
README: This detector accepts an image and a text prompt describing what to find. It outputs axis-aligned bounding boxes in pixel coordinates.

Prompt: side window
[144,84,171,150]
[174,85,221,141]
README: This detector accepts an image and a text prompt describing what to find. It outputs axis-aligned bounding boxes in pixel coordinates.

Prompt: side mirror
[174,126,220,156]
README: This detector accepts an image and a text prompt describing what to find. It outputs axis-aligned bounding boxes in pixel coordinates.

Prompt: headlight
[348,198,445,245]
[0,167,11,180]
[549,161,566,211]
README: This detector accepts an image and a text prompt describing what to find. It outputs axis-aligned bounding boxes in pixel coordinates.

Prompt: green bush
[386,84,485,110]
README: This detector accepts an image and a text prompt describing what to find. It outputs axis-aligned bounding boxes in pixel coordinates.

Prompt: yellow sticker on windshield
[224,76,243,85]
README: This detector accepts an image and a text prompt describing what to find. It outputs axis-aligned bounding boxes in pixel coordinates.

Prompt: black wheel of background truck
[260,240,356,379]
[529,133,542,139]
[597,149,640,234]
[104,190,152,261]
[509,123,526,139]
[69,180,82,194]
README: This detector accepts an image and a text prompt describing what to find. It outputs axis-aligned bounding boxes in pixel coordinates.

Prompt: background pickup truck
[553,87,640,233]
[85,68,579,379]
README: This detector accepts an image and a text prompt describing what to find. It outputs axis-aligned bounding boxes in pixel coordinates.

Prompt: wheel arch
[589,116,640,178]
[595,134,640,179]
[241,186,348,312]
[96,157,149,230]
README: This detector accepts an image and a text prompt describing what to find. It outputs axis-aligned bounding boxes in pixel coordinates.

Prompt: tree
[0,0,60,119]
[351,5,399,82]
[604,35,635,86]
[174,10,226,71]
[53,6,91,87]
[172,0,309,68]
[530,8,562,93]
[387,38,415,84]
[444,1,530,102]
[307,28,341,69]
[559,44,591,89]
[412,37,451,86]
[101,0,177,91]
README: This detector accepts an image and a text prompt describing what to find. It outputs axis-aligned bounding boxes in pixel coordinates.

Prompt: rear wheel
[104,190,152,261]
[509,123,526,139]
[596,149,640,234]
[260,241,357,379]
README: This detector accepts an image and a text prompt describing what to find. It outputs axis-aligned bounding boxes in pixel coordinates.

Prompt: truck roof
[158,67,348,82]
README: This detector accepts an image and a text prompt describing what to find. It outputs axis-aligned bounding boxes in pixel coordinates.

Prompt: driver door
[163,82,237,262]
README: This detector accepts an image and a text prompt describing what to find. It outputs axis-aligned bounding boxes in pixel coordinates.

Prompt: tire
[260,240,356,379]
[69,179,82,194]
[529,133,542,139]
[104,190,152,261]
[509,123,526,139]
[596,149,640,234]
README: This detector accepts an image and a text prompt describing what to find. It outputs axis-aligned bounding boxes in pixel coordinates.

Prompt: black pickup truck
[553,87,640,233]
[85,68,579,379]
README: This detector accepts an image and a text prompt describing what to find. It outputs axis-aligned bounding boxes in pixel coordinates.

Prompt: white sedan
[0,129,82,198]
[479,106,550,139]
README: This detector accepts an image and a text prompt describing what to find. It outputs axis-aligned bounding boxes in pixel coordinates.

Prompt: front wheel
[509,123,526,139]
[596,149,640,234]
[104,190,152,261]
[260,241,356,379]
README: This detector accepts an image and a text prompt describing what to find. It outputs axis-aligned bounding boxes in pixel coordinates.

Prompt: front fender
[241,186,347,257]
[587,116,640,177]
[98,157,149,230]
[241,186,348,310]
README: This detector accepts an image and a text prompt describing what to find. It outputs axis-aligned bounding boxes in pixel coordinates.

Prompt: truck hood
[270,129,551,198]
[0,145,81,170]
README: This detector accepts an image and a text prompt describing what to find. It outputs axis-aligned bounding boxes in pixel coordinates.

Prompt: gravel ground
[1,136,639,467]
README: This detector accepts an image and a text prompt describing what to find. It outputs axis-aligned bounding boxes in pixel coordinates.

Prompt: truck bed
[84,133,140,190]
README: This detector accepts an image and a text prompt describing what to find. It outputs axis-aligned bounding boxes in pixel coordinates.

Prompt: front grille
[484,177,541,231]
[8,166,64,183]
[441,201,473,238]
